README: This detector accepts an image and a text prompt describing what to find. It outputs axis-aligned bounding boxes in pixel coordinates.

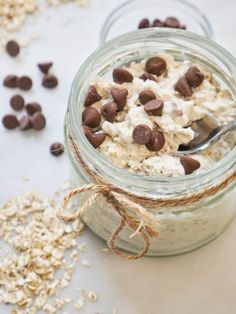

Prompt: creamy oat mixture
[82,53,236,176]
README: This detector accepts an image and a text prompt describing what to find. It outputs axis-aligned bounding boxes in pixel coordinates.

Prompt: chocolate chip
[10,95,25,111]
[145,131,165,151]
[38,62,53,74]
[31,112,46,131]
[42,75,58,89]
[19,116,32,131]
[180,156,201,175]
[164,17,180,28]
[145,57,167,76]
[144,99,164,116]
[101,102,117,122]
[84,85,102,107]
[82,107,101,128]
[110,87,128,111]
[25,102,42,116]
[3,75,18,88]
[17,76,33,91]
[139,72,156,82]
[112,68,133,84]
[138,18,150,29]
[185,66,204,88]
[2,114,19,129]
[84,129,106,148]
[50,142,64,156]
[6,40,20,57]
[133,124,152,145]
[139,90,156,105]
[174,77,192,97]
[153,19,164,27]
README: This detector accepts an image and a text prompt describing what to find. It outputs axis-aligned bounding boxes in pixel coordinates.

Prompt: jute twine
[60,130,236,259]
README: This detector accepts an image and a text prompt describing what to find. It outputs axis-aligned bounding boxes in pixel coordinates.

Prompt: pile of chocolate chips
[138,16,186,30]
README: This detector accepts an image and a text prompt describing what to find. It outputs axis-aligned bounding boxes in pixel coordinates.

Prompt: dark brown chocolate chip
[146,131,165,151]
[153,19,164,27]
[17,76,33,91]
[139,72,156,82]
[82,107,101,128]
[26,102,42,116]
[112,68,133,84]
[31,112,46,131]
[6,40,20,57]
[138,18,150,29]
[144,99,164,116]
[185,66,204,88]
[10,95,25,111]
[3,75,18,88]
[145,56,167,76]
[180,156,201,175]
[139,90,156,105]
[84,129,106,148]
[110,87,128,111]
[19,116,32,131]
[38,62,53,74]
[84,85,102,107]
[2,114,19,129]
[50,142,64,156]
[42,75,58,89]
[101,102,117,122]
[133,124,152,145]
[174,77,192,97]
[164,17,180,28]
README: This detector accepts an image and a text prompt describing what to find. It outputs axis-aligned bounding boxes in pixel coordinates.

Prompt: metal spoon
[176,114,236,156]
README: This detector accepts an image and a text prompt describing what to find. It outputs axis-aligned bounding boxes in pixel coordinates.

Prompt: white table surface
[1,0,236,313]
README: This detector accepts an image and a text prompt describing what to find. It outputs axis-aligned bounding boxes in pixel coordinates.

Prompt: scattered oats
[102,247,109,252]
[70,249,78,261]
[82,259,91,267]
[48,0,89,7]
[84,290,98,303]
[74,296,86,310]
[72,219,84,234]
[43,303,57,314]
[78,242,87,252]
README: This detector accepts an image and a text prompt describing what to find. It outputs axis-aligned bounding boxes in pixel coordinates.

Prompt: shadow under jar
[65,29,236,257]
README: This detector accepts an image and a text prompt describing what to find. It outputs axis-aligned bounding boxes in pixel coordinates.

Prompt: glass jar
[65,29,236,256]
[100,0,213,44]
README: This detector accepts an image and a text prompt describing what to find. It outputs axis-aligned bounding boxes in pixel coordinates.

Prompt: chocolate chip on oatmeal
[10,95,25,111]
[31,112,46,131]
[145,56,167,77]
[26,102,42,116]
[139,72,156,82]
[174,77,192,97]
[17,76,33,91]
[145,131,165,151]
[139,90,156,105]
[133,124,152,145]
[138,18,150,29]
[185,66,204,88]
[6,40,20,57]
[180,156,200,175]
[112,68,134,84]
[84,128,106,148]
[3,75,18,88]
[153,19,164,27]
[82,107,101,128]
[50,142,64,156]
[144,99,164,116]
[164,17,180,28]
[2,114,19,129]
[110,87,128,111]
[19,116,32,131]
[38,62,53,74]
[84,85,102,107]
[101,102,117,123]
[42,75,58,89]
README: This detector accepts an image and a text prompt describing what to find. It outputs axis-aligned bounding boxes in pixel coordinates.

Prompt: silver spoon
[176,114,236,156]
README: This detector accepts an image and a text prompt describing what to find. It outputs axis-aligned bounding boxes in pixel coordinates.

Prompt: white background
[1,0,236,313]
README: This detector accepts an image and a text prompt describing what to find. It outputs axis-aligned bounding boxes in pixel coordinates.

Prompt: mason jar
[100,0,213,44]
[64,29,236,257]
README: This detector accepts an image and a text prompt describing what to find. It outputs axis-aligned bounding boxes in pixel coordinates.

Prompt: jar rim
[99,0,214,44]
[68,29,236,194]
